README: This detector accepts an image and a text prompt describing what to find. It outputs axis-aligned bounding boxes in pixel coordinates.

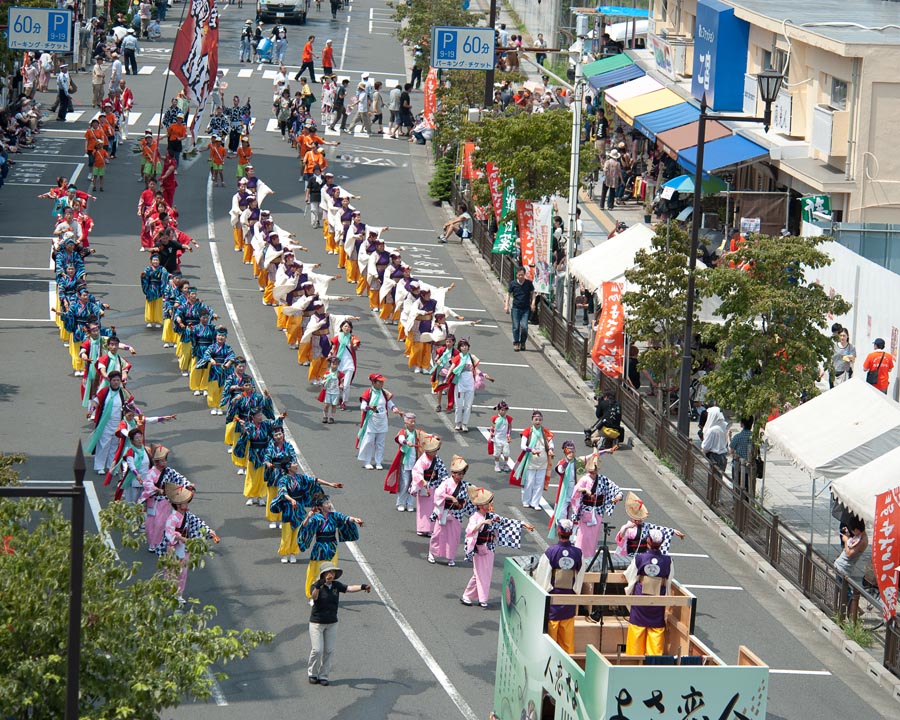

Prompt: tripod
[584,522,616,635]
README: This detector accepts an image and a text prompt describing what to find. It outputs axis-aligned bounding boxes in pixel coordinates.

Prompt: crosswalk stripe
[265,118,279,133]
[262,70,278,80]
[127,112,141,125]
[64,112,85,123]
[237,68,253,78]
[147,113,162,128]
[138,66,155,75]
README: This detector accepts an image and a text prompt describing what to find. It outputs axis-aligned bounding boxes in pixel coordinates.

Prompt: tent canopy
[831,446,900,526]
[616,88,683,125]
[587,63,645,91]
[568,223,655,293]
[605,75,663,107]
[606,19,650,42]
[657,119,732,159]
[677,134,768,174]
[764,379,900,480]
[583,54,633,79]
[634,102,699,141]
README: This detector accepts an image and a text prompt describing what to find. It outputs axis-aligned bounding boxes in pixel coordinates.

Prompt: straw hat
[449,455,468,473]
[468,487,495,506]
[165,482,194,505]
[421,434,442,453]
[624,491,649,521]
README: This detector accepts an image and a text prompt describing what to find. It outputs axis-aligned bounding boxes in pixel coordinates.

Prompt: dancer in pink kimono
[568,454,623,560]
[410,434,447,536]
[140,446,193,550]
[462,487,533,608]
[427,454,474,566]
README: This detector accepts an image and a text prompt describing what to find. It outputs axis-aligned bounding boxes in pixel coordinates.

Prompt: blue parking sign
[430,27,495,71]
[8,7,73,53]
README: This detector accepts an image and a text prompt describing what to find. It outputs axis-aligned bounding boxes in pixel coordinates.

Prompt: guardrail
[447,178,898,679]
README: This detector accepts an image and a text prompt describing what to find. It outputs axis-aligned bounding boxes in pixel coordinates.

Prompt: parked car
[256,0,308,23]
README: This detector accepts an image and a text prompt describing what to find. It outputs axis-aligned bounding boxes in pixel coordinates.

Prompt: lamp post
[676,68,785,436]
[563,16,587,324]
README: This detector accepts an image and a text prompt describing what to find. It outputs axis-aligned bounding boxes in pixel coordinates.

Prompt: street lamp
[676,68,786,436]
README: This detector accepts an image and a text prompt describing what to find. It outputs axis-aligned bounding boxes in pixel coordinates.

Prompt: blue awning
[587,63,645,91]
[633,103,699,141]
[677,134,769,174]
[594,6,650,18]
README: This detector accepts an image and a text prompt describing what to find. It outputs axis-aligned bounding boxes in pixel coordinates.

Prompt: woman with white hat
[462,487,534,607]
[427,455,475,566]
[307,563,371,686]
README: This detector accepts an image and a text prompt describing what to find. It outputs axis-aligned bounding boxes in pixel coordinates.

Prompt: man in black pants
[503,267,535,352]
[329,79,350,131]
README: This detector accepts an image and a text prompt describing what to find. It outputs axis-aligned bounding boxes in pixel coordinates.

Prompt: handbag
[69,78,78,93]
[865,352,885,385]
[601,426,620,439]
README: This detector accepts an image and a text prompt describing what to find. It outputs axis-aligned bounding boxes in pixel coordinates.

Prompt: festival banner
[532,203,553,295]
[492,180,517,255]
[517,200,535,276]
[169,0,220,109]
[592,282,624,377]
[423,68,439,129]
[873,487,900,622]
[461,142,483,181]
[485,162,503,223]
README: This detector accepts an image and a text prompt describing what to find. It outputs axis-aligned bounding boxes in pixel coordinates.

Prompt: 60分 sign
[430,26,495,70]
[8,7,73,53]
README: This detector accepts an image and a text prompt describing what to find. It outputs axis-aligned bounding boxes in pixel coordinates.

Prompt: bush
[428,155,454,202]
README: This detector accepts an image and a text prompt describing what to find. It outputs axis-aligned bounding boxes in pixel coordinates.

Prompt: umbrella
[663,174,727,195]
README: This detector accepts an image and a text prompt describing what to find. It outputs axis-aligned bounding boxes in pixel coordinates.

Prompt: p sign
[8,7,73,53]
[430,26,495,71]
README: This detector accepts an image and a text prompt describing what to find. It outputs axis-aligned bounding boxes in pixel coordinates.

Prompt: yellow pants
[305,552,338,598]
[189,364,209,392]
[285,314,304,346]
[225,420,236,445]
[161,318,178,344]
[626,624,665,656]
[242,240,254,264]
[379,302,394,321]
[256,267,268,290]
[346,260,359,284]
[243,462,265,498]
[397,324,406,342]
[178,346,194,372]
[325,227,337,253]
[263,281,275,306]
[368,288,380,310]
[275,306,288,329]
[278,523,300,556]
[355,273,368,296]
[60,325,72,343]
[547,618,575,654]
[70,340,84,371]
[308,355,328,382]
[297,341,311,365]
[265,484,280,522]
[232,447,247,468]
[207,381,223,409]
[144,298,163,324]
[408,341,430,370]
[232,225,244,251]
[337,244,347,269]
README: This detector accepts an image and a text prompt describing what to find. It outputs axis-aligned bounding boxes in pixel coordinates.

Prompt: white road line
[138,65,155,75]
[510,507,549,551]
[238,68,253,78]
[0,266,53,271]
[63,111,85,122]
[414,273,462,280]
[447,308,487,313]
[477,362,529,368]
[473,404,569,414]
[769,669,832,676]
[340,25,350,69]
[48,280,56,320]
[266,118,279,133]
[84,480,118,555]
[206,177,476,720]
[262,70,278,79]
[681,584,744,591]
[0,317,58,323]
[668,552,710,558]
[12,160,82,166]
[425,394,469,448]
[0,236,53,240]
[147,113,162,127]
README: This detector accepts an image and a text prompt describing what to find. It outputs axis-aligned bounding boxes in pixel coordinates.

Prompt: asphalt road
[1,2,897,719]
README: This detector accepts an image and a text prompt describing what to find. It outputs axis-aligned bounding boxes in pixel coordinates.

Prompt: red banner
[423,68,439,129]
[486,162,503,223]
[461,142,483,181]
[592,282,625,377]
[517,199,535,279]
[873,487,900,622]
[169,0,220,108]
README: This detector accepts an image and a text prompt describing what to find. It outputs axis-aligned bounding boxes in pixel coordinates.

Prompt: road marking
[0,318,58,323]
[425,394,470,448]
[473,404,569,413]
[238,68,253,78]
[48,279,56,320]
[147,113,162,127]
[0,266,53,271]
[262,69,277,79]
[84,480,117,555]
[266,118,279,133]
[477,362,529,368]
[681,584,743,591]
[205,175,477,720]
[510,507,549,551]
[128,113,142,126]
[413,273,462,280]
[769,669,832,676]
[138,65,155,75]
[340,24,350,69]
[63,112,85,122]
[668,552,710,558]
[387,226,437,233]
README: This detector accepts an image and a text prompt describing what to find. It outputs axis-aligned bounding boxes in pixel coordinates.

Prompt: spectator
[600,149,622,211]
[504,267,535,352]
[831,328,856,385]
[700,405,728,471]
[409,113,432,145]
[833,517,868,619]
[438,204,472,244]
[863,338,895,394]
[728,417,753,492]
[535,32,547,67]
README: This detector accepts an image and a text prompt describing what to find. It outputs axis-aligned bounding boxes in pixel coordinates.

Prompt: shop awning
[587,63,645,91]
[677,134,769,174]
[831,447,900,527]
[582,53,633,79]
[604,75,663,108]
[616,88,683,126]
[633,103,700,141]
[657,119,732,159]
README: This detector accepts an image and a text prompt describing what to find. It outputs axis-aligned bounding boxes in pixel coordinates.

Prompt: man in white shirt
[273,65,289,101]
[387,84,402,137]
[109,52,124,92]
[346,83,371,135]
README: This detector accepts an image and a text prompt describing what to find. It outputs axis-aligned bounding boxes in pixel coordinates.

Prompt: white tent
[764,379,900,481]
[830,446,900,526]
[606,20,649,43]
[568,223,721,322]
[568,223,655,294]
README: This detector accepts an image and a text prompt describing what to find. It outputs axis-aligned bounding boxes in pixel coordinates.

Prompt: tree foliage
[388,0,478,50]
[622,224,706,393]
[0,454,274,720]
[700,234,851,438]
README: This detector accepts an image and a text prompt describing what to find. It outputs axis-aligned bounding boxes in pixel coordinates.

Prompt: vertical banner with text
[169,0,220,109]
[492,180,517,255]
[532,203,553,295]
[592,282,625,377]
[517,200,535,277]
[873,488,900,622]
[423,68,439,128]
[485,162,503,222]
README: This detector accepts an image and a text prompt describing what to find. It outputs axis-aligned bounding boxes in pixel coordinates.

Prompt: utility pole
[563,14,587,323]
[483,0,498,107]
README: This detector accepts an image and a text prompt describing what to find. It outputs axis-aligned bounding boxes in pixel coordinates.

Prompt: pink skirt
[416,492,435,533]
[146,497,172,549]
[429,515,462,561]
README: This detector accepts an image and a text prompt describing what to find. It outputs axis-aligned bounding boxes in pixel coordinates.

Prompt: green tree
[469,109,597,202]
[700,233,851,438]
[622,224,706,396]
[388,0,477,50]
[0,454,274,720]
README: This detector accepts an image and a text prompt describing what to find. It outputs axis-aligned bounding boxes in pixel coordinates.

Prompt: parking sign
[8,7,73,53]
[430,26,495,71]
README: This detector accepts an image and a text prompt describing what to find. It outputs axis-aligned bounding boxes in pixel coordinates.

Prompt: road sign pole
[483,0,497,107]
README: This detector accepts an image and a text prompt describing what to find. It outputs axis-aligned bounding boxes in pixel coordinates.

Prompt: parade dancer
[188,310,216,394]
[271,459,344,563]
[234,406,287,506]
[330,319,360,410]
[462,487,534,608]
[140,253,168,328]
[488,400,513,473]
[510,410,555,510]
[108,427,152,503]
[86,370,135,475]
[625,529,673,656]
[299,496,363,599]
[262,426,297,529]
[534,519,584,653]
[356,373,403,470]
[614,492,685,564]
[569,454,623,560]
[140,446,192,550]
[447,338,493,433]
[383,412,426,512]
[430,333,458,413]
[410,434,447,536]
[551,445,617,539]
[427,455,475,567]
[317,356,343,423]
[198,327,235,413]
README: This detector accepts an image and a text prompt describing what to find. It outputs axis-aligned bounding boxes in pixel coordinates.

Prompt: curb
[446,205,900,704]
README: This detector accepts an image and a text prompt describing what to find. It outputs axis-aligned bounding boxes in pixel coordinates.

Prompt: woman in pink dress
[427,455,473,567]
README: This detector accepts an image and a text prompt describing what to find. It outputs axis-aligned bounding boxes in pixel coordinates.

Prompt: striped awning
[616,88,683,126]
[633,102,700,141]
[604,75,663,107]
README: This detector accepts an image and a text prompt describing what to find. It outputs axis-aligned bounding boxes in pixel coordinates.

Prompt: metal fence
[449,179,898,679]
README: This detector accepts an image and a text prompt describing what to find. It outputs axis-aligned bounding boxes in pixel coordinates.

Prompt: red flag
[461,142,484,181]
[169,0,220,108]
[873,487,900,621]
[486,162,503,222]
[517,199,535,279]
[591,282,625,377]
[423,68,439,129]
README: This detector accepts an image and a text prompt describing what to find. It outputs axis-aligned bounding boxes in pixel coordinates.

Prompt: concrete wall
[508,0,565,47]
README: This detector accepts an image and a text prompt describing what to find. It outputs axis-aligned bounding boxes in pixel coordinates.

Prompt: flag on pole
[169,0,220,110]
[873,487,900,622]
[423,68,439,129]
[492,180,517,255]
[485,162,503,223]
[592,282,625,377]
